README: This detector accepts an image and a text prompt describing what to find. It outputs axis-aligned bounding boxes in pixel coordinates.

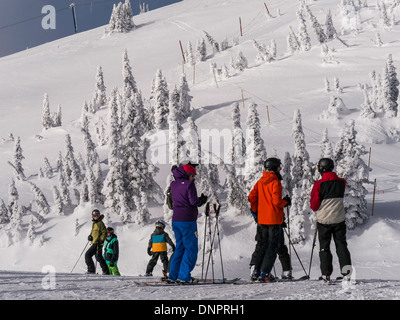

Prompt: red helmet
[183,164,196,176]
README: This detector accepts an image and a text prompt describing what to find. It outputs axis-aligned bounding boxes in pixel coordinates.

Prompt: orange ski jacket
[248,171,288,225]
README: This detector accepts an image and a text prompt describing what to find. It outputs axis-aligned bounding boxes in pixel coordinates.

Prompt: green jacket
[90,214,107,245]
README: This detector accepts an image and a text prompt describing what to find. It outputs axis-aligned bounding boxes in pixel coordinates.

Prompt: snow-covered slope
[0,0,400,300]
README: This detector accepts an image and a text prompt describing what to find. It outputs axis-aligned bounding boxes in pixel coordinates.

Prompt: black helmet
[107,227,114,234]
[317,158,334,173]
[264,157,282,172]
[92,209,101,216]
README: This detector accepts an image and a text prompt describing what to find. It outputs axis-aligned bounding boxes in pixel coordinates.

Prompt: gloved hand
[283,195,291,207]
[199,193,208,205]
[147,248,152,256]
[87,235,93,242]
[250,209,257,223]
[282,221,287,228]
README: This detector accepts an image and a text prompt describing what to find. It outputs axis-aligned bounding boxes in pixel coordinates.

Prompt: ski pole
[70,241,90,273]
[201,203,210,282]
[286,206,292,267]
[214,203,225,283]
[283,227,308,278]
[308,226,318,279]
[204,203,215,283]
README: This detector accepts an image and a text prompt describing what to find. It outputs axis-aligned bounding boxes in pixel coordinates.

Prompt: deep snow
[0,0,400,302]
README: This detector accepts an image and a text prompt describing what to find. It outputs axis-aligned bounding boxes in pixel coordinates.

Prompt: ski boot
[258,272,276,282]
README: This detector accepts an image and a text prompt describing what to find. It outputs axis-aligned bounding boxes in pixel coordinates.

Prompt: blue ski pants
[169,221,198,282]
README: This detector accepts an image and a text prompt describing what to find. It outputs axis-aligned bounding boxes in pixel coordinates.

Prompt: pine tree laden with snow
[244,102,267,192]
[334,120,369,229]
[90,66,107,113]
[42,93,52,131]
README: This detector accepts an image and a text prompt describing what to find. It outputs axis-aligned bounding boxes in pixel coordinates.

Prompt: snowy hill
[0,0,400,301]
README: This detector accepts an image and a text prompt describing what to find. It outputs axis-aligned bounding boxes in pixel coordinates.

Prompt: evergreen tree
[382,65,397,117]
[385,54,399,116]
[186,41,196,66]
[244,102,267,191]
[58,170,71,208]
[43,157,53,178]
[196,38,207,62]
[30,182,50,217]
[8,179,19,214]
[11,204,23,243]
[235,51,248,71]
[290,109,314,216]
[303,4,326,44]
[64,134,82,186]
[288,186,306,244]
[334,120,369,229]
[178,73,192,120]
[325,10,337,39]
[0,199,10,224]
[281,151,293,196]
[320,128,334,159]
[52,185,64,216]
[42,93,52,130]
[168,88,184,165]
[90,66,107,113]
[226,170,248,215]
[122,50,138,100]
[228,102,246,176]
[296,9,311,51]
[11,137,25,180]
[153,69,170,130]
[287,26,300,53]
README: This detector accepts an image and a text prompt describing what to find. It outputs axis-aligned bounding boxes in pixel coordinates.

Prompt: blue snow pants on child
[168,221,198,282]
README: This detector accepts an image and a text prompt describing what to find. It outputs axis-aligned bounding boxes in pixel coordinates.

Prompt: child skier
[146,220,175,278]
[103,227,120,276]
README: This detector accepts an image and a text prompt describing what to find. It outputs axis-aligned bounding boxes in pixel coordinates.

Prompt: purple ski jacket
[170,166,202,222]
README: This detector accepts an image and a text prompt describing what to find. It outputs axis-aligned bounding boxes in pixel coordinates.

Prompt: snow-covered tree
[320,128,334,159]
[52,185,64,216]
[178,73,192,120]
[228,102,246,173]
[122,50,138,100]
[325,10,337,39]
[288,186,305,244]
[287,26,300,53]
[186,41,196,66]
[42,93,52,130]
[90,66,107,113]
[153,69,170,130]
[203,30,220,54]
[303,4,326,44]
[297,9,311,51]
[0,199,9,224]
[226,169,248,215]
[196,38,207,62]
[234,51,248,71]
[281,151,293,196]
[27,216,36,246]
[108,0,135,33]
[334,120,369,229]
[64,134,82,186]
[133,189,150,225]
[244,102,267,191]
[290,109,314,216]
[30,182,50,217]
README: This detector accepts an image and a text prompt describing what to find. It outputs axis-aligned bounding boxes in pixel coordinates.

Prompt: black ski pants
[317,221,352,277]
[252,224,283,274]
[146,252,170,274]
[250,224,291,272]
[85,243,109,274]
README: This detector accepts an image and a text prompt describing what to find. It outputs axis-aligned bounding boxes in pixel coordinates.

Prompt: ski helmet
[264,157,282,172]
[155,220,166,229]
[92,209,101,216]
[107,227,114,234]
[317,158,334,173]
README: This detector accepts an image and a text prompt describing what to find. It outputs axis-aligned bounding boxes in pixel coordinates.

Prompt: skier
[249,218,292,280]
[168,163,208,283]
[145,220,175,278]
[248,158,291,282]
[310,158,352,281]
[103,227,120,276]
[85,209,109,275]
